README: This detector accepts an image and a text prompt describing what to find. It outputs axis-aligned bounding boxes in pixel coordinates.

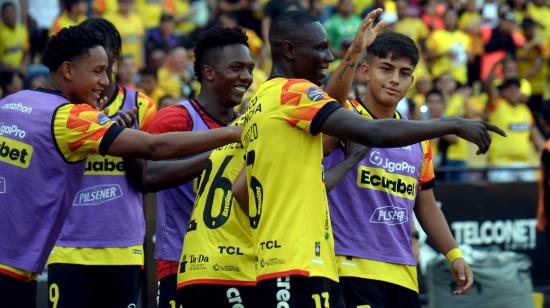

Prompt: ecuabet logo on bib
[306,87,325,101]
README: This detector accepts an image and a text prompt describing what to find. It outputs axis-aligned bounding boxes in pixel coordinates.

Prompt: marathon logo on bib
[306,87,325,101]
[357,166,417,200]
[370,206,408,225]
[73,184,123,206]
[1,102,32,114]
[0,136,33,168]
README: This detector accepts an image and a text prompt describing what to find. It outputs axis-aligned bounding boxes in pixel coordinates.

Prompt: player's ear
[202,64,215,81]
[281,40,295,60]
[60,61,74,81]
[360,63,369,82]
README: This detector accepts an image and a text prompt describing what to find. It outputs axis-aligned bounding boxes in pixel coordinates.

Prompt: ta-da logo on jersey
[0,177,5,193]
[73,184,123,206]
[370,206,408,225]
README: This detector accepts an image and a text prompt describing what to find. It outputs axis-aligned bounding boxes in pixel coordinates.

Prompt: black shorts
[257,275,345,308]
[339,277,420,308]
[0,273,36,308]
[47,263,142,308]
[178,284,258,308]
[158,273,179,308]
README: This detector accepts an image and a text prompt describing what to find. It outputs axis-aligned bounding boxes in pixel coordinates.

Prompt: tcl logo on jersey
[218,246,244,255]
[260,240,282,250]
[357,166,417,200]
[370,206,409,225]
[0,136,32,168]
[368,150,416,174]
[73,184,123,206]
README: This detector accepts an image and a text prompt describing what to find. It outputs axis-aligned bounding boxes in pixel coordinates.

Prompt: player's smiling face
[363,54,414,108]
[67,46,110,107]
[209,44,254,107]
[292,22,334,85]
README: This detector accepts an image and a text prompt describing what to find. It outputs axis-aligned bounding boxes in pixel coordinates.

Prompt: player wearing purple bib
[325,32,474,308]
[0,26,241,308]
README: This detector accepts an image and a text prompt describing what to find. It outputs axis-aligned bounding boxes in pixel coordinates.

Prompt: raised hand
[453,118,506,155]
[350,8,386,54]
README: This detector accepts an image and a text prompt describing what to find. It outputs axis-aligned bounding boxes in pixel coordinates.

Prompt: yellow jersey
[0,22,29,69]
[49,13,87,36]
[178,116,256,287]
[516,35,549,95]
[104,12,145,69]
[242,78,342,282]
[488,99,533,165]
[426,29,471,84]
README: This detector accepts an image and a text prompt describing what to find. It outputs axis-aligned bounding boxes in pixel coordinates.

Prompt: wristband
[445,248,464,265]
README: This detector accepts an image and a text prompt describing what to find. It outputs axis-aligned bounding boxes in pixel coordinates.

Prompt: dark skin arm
[324,141,370,191]
[232,167,248,212]
[142,152,211,193]
[106,125,242,160]
[320,109,506,155]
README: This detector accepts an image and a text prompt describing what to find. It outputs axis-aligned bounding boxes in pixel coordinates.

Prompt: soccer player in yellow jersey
[236,9,505,308]
[0,26,242,307]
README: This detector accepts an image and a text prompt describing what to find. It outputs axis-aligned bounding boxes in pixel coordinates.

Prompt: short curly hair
[193,25,249,82]
[42,25,105,71]
[80,18,122,61]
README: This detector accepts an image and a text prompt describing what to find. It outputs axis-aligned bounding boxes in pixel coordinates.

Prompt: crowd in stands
[0,0,548,182]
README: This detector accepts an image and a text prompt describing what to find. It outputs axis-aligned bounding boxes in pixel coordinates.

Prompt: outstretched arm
[106,126,241,160]
[414,189,473,295]
[142,152,211,192]
[319,108,505,155]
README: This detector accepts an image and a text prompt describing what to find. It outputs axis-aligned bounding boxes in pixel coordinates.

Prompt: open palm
[350,8,386,53]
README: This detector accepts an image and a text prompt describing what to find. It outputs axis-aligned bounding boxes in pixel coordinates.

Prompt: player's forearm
[324,153,363,192]
[321,109,459,148]
[324,49,361,103]
[123,157,147,193]
[107,127,240,160]
[232,168,249,213]
[414,191,458,255]
[142,153,211,192]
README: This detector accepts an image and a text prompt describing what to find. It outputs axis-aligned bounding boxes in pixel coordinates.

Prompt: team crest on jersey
[306,87,325,101]
[97,113,110,126]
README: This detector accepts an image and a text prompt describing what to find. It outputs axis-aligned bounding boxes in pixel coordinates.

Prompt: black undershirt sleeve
[310,102,342,136]
[99,124,125,155]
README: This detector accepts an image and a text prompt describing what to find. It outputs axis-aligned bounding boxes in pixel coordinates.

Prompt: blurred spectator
[139,67,165,107]
[0,69,23,97]
[435,73,470,181]
[173,0,209,39]
[425,89,448,169]
[157,47,196,99]
[49,0,87,36]
[146,48,166,71]
[218,12,263,57]
[537,101,550,233]
[324,0,362,59]
[509,0,528,25]
[136,0,164,30]
[458,0,483,85]
[22,0,60,62]
[421,0,445,31]
[517,17,548,121]
[494,55,531,102]
[105,0,145,69]
[145,13,178,58]
[426,9,471,85]
[394,0,428,50]
[157,94,176,110]
[486,76,540,182]
[262,0,303,44]
[480,7,524,81]
[116,55,138,89]
[0,2,30,74]
[526,0,550,42]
